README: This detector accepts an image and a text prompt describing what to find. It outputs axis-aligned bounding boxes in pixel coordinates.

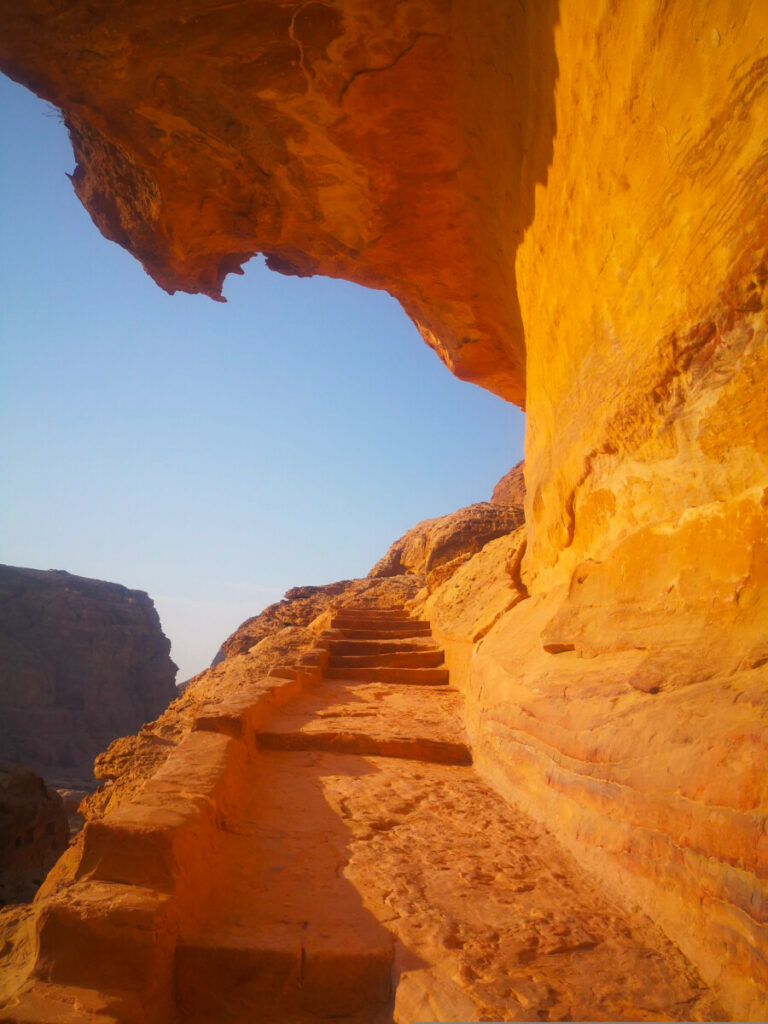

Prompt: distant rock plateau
[0,566,177,787]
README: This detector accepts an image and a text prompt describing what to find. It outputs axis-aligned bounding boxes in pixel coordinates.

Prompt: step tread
[321,638,441,656]
[328,651,444,668]
[321,627,432,640]
[328,666,449,685]
[257,679,468,763]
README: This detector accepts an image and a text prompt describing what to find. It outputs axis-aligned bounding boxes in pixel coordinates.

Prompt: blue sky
[0,73,525,682]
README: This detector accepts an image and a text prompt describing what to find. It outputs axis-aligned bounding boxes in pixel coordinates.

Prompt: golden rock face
[0,0,766,1020]
[520,0,768,590]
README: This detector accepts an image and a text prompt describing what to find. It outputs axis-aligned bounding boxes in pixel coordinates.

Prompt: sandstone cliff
[0,566,178,785]
[0,0,765,1019]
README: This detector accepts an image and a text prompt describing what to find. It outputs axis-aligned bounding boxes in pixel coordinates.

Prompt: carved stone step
[328,650,444,669]
[321,626,431,640]
[327,666,448,685]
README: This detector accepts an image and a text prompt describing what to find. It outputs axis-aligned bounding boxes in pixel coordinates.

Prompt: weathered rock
[369,502,523,589]
[0,0,539,403]
[425,531,768,1022]
[0,768,68,907]
[491,460,525,507]
[0,566,178,786]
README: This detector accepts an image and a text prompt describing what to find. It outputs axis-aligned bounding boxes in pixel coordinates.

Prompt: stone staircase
[1,607,723,1024]
[172,606,721,1024]
[320,608,449,685]
[174,606,468,1024]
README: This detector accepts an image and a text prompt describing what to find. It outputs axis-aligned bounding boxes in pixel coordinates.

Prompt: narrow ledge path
[175,607,723,1024]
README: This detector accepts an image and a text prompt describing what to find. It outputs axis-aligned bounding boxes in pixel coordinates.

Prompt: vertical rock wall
[0,566,177,784]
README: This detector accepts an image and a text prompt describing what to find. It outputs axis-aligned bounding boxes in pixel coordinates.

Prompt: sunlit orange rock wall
[0,0,766,1018]
[499,8,768,1015]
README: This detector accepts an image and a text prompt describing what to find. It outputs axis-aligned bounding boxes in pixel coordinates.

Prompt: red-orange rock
[369,502,523,590]
[215,575,423,661]
[491,460,525,507]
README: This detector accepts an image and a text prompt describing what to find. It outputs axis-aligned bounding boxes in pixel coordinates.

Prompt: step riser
[175,941,393,1021]
[331,619,429,632]
[324,640,440,656]
[257,731,472,766]
[333,608,415,618]
[333,610,417,618]
[327,667,449,685]
[326,628,432,640]
[328,651,444,669]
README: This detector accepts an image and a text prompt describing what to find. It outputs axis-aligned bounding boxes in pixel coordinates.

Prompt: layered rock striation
[0,0,766,1019]
[0,566,177,785]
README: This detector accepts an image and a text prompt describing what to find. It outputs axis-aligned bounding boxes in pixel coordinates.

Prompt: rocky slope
[0,0,765,1019]
[0,566,178,785]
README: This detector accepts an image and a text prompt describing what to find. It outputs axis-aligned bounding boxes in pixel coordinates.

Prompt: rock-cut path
[175,607,722,1023]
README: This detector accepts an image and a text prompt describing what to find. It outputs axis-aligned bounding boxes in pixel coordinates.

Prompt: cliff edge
[0,566,177,786]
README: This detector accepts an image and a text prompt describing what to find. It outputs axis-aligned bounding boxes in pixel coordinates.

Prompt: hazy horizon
[0,73,525,682]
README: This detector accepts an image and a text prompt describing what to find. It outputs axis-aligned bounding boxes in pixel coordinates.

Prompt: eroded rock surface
[0,566,177,786]
[369,502,523,592]
[0,0,542,403]
[491,460,526,507]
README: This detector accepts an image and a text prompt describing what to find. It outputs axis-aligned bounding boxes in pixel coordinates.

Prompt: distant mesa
[0,565,178,788]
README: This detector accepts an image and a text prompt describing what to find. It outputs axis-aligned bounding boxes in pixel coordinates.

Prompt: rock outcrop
[369,502,523,591]
[491,460,526,507]
[0,768,68,908]
[0,566,177,785]
[0,0,766,1019]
